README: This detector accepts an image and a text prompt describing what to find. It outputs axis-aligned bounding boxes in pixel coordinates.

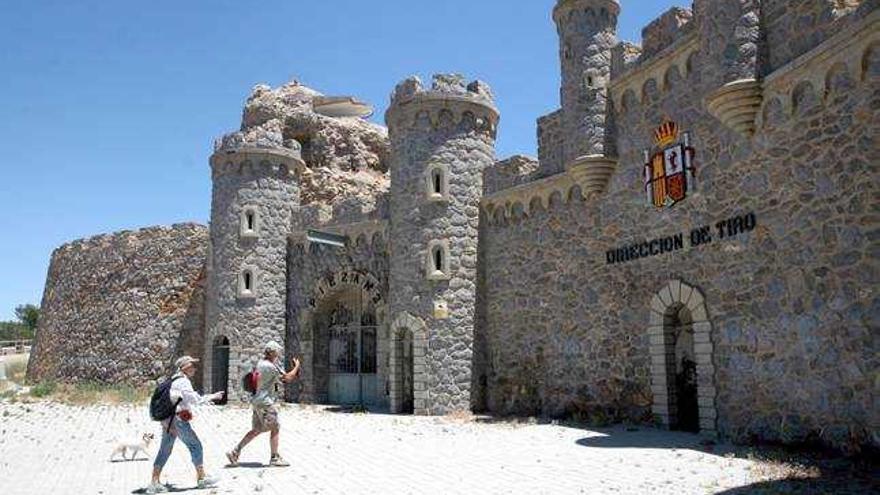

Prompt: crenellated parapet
[210,141,305,180]
[552,0,619,25]
[385,74,499,137]
[609,33,700,113]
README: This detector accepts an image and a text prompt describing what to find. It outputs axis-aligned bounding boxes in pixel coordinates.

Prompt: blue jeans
[153,417,204,469]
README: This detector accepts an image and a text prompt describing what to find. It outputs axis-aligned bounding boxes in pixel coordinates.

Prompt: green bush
[30,381,56,398]
[0,321,32,341]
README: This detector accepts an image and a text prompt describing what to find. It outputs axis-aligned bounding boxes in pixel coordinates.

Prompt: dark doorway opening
[664,305,699,432]
[212,336,230,405]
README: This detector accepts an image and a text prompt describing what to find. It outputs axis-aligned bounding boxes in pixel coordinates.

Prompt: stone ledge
[565,155,618,197]
[705,79,763,138]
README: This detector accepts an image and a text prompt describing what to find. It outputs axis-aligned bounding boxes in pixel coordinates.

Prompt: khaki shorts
[252,405,279,432]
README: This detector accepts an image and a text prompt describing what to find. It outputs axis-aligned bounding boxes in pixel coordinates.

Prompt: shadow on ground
[573,425,879,494]
[131,484,199,494]
[713,473,880,494]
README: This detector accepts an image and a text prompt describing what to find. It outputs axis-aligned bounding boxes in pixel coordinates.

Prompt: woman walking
[147,355,224,494]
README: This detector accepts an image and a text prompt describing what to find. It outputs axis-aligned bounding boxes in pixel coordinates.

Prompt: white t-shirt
[252,359,283,407]
[168,372,210,416]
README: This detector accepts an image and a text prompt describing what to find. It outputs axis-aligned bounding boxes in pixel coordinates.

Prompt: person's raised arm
[179,378,224,406]
[281,357,301,383]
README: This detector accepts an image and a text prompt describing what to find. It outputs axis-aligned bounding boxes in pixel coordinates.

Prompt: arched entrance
[648,280,716,435]
[211,336,230,405]
[312,282,381,407]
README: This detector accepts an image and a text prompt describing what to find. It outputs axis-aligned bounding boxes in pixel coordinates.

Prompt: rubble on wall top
[216,78,390,209]
[54,223,207,254]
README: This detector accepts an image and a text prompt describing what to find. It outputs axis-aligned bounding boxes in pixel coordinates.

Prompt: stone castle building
[29,0,878,450]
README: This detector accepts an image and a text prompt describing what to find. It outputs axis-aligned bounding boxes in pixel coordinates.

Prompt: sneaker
[226,449,239,467]
[145,482,168,494]
[197,475,219,489]
[269,454,290,467]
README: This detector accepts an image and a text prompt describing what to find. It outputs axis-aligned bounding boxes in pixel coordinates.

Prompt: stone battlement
[385,74,499,131]
[483,155,540,195]
[552,0,620,23]
[639,7,694,61]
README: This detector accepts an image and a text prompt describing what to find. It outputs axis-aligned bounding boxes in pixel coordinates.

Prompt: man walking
[147,355,224,494]
[227,341,300,467]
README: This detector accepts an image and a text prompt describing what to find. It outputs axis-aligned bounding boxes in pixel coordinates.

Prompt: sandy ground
[0,400,782,495]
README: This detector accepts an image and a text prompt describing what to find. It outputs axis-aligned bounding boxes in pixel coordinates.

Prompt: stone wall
[640,7,693,61]
[481,8,878,450]
[27,224,208,387]
[484,155,540,194]
[536,110,564,177]
[763,0,870,74]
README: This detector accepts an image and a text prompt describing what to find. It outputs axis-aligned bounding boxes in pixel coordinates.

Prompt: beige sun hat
[174,355,200,369]
[264,341,283,353]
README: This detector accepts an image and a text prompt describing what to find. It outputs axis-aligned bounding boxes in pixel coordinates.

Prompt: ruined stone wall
[386,74,498,414]
[240,81,390,209]
[482,9,878,450]
[27,224,208,387]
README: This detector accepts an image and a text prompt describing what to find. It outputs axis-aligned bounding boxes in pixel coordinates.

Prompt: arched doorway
[211,336,230,405]
[648,280,717,435]
[313,284,381,407]
[392,327,414,414]
[389,312,428,414]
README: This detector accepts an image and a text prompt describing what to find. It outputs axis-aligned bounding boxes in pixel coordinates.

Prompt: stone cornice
[482,171,574,218]
[209,146,306,175]
[385,92,500,132]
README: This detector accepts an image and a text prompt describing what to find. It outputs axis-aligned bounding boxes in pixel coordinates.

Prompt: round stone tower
[553,0,619,165]
[385,74,499,415]
[204,139,303,399]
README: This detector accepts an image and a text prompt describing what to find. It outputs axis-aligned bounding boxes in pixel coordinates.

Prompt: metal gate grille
[323,284,379,406]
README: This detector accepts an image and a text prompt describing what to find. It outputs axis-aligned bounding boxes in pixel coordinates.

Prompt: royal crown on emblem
[653,121,679,147]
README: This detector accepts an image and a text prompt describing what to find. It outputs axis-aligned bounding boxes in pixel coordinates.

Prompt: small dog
[110,433,155,461]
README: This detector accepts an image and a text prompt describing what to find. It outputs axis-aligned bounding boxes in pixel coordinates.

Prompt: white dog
[110,433,155,461]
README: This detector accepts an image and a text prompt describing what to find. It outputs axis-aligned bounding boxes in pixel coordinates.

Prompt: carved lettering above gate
[308,270,384,308]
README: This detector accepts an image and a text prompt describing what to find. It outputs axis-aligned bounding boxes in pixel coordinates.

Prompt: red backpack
[242,367,260,394]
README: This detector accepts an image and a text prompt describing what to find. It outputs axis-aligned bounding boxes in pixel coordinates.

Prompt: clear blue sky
[0,0,681,320]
